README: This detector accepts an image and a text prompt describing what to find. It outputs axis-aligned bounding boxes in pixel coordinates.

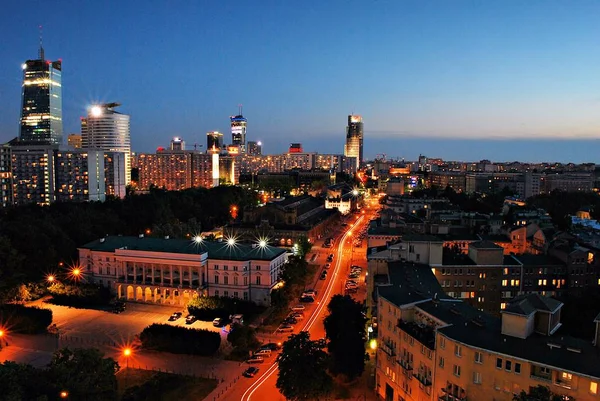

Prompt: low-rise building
[78,235,288,306]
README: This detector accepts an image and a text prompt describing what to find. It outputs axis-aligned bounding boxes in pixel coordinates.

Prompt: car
[253,349,272,357]
[346,281,358,287]
[329,253,334,259]
[277,324,294,333]
[351,265,361,270]
[302,289,317,297]
[284,317,297,325]
[262,342,282,351]
[212,317,223,327]
[168,312,183,321]
[320,272,327,280]
[291,304,305,311]
[243,367,260,377]
[299,295,315,303]
[349,273,360,279]
[324,263,331,269]
[246,356,265,364]
[112,305,125,314]
[290,312,304,320]
[185,315,197,325]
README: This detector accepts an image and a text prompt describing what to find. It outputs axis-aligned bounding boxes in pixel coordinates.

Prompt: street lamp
[123,347,132,368]
[193,235,203,244]
[258,239,267,248]
[47,274,55,284]
[227,237,236,246]
[59,390,69,399]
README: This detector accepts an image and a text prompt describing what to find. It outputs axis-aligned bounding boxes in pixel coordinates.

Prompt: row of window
[214,276,261,285]
[213,290,248,301]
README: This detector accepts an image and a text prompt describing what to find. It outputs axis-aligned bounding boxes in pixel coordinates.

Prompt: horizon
[1,1,600,162]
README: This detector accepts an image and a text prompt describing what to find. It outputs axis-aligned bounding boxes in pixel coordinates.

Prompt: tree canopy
[323,295,367,380]
[513,385,575,401]
[276,331,332,401]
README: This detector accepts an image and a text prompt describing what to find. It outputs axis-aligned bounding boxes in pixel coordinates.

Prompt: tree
[276,331,332,401]
[323,295,367,381]
[296,235,312,258]
[0,361,52,401]
[47,348,119,401]
[227,323,260,350]
[513,385,575,401]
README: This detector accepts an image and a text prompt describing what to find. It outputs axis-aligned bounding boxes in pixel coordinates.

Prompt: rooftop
[504,293,563,316]
[512,253,564,267]
[80,236,287,261]
[470,240,503,249]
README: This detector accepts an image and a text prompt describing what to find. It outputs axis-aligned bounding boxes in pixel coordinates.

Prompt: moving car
[243,367,260,377]
[277,324,294,333]
[291,304,305,311]
[212,317,223,327]
[246,356,265,364]
[185,315,197,325]
[168,312,183,321]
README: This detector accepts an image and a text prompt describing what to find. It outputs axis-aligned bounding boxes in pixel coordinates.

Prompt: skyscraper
[19,43,62,145]
[247,141,262,156]
[344,114,363,170]
[230,114,247,153]
[81,103,131,184]
[206,131,224,153]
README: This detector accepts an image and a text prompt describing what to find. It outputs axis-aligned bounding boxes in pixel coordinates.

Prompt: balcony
[530,371,552,383]
[414,373,432,386]
[397,320,436,350]
[397,358,413,371]
[439,389,467,401]
[380,341,396,357]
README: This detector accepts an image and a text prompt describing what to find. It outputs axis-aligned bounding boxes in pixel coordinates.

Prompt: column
[189,266,193,288]
[160,266,164,286]
[133,264,137,284]
[123,262,127,283]
[142,263,146,284]
[179,266,184,287]
[151,265,155,285]
[170,265,174,287]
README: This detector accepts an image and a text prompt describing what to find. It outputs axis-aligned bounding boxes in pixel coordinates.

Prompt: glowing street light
[369,339,377,350]
[123,347,132,369]
[60,391,69,399]
[193,235,203,244]
[46,274,56,284]
[227,238,236,246]
[258,239,267,248]
[72,268,81,277]
[352,189,359,196]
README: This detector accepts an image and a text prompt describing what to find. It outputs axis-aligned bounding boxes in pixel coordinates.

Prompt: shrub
[48,282,112,308]
[187,296,262,321]
[0,304,52,334]
[139,324,221,356]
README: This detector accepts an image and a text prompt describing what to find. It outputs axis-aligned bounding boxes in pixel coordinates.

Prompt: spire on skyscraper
[38,25,44,60]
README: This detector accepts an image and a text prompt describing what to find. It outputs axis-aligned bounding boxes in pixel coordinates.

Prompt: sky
[1,0,600,162]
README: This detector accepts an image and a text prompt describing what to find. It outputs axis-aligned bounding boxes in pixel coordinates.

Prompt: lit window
[591,382,598,395]
[502,280,508,286]
[500,303,507,310]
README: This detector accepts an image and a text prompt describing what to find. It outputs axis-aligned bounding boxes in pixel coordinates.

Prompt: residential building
[78,235,288,306]
[67,134,82,149]
[0,144,12,207]
[247,141,261,156]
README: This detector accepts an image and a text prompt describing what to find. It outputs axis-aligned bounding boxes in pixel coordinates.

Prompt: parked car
[291,305,305,311]
[185,315,197,325]
[284,317,297,325]
[349,273,360,279]
[346,287,358,293]
[320,271,327,280]
[327,254,334,262]
[302,289,317,297]
[290,312,304,320]
[168,312,183,321]
[253,349,272,357]
[246,356,264,364]
[262,342,282,351]
[277,324,294,333]
[300,295,315,303]
[243,367,260,377]
[324,263,331,269]
[212,317,223,327]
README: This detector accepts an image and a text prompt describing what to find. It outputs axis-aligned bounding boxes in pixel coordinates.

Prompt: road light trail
[241,215,365,401]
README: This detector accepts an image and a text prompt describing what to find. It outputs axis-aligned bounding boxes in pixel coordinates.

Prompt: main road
[223,201,379,401]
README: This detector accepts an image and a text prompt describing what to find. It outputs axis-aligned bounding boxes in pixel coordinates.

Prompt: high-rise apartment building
[247,141,262,156]
[19,45,62,145]
[81,103,131,184]
[67,134,82,149]
[230,114,247,153]
[344,114,363,170]
[206,131,224,153]
[0,145,12,207]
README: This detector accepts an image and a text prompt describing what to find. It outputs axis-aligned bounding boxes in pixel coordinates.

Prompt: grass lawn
[117,368,218,400]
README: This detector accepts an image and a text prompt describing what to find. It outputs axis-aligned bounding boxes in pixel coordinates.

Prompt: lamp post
[123,347,132,389]
[59,390,69,399]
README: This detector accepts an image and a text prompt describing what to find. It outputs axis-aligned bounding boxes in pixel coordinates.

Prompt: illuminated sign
[350,115,362,123]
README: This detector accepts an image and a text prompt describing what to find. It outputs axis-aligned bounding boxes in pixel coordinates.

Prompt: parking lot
[30,300,228,345]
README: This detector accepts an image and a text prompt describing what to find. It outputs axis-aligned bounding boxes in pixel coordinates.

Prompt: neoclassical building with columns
[78,235,288,306]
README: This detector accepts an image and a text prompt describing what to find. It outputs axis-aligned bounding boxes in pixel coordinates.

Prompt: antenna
[38,25,44,60]
[238,104,243,116]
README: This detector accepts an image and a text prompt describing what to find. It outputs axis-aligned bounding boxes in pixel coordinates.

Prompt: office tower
[230,113,247,153]
[67,134,82,149]
[289,143,303,153]
[206,131,224,153]
[81,103,131,184]
[247,141,262,156]
[170,137,185,151]
[19,43,63,144]
[344,114,363,170]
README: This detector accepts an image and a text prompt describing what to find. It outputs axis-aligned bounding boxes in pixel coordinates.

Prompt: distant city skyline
[1,1,600,162]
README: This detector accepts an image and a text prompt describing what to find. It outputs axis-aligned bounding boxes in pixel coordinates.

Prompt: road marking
[241,216,365,401]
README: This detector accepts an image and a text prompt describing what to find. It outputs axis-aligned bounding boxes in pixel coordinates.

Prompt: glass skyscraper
[344,114,363,170]
[230,115,247,153]
[19,47,63,144]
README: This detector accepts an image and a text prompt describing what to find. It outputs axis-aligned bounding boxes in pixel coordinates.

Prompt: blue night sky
[1,0,600,162]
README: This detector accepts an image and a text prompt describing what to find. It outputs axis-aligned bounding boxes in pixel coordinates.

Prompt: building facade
[78,236,288,306]
[231,114,247,153]
[247,141,262,156]
[67,134,82,149]
[207,131,224,153]
[20,46,63,145]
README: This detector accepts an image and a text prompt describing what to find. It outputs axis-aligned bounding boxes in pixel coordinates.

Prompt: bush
[48,282,112,308]
[139,324,221,356]
[0,304,52,334]
[187,296,262,321]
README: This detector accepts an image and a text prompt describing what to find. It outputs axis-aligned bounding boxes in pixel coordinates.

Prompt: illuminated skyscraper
[247,141,262,156]
[19,42,62,144]
[206,131,224,153]
[344,114,363,170]
[230,113,247,153]
[81,103,131,184]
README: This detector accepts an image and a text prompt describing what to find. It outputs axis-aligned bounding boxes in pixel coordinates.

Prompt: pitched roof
[80,236,287,261]
[504,293,563,316]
